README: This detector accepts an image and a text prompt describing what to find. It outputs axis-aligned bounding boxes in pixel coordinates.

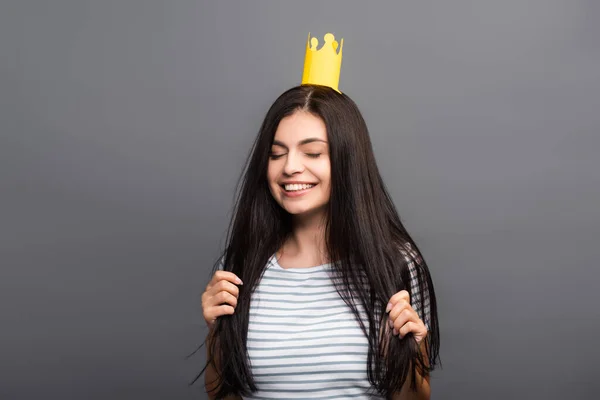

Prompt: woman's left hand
[386,290,428,343]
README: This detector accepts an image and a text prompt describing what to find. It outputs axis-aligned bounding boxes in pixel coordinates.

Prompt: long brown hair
[195,84,440,398]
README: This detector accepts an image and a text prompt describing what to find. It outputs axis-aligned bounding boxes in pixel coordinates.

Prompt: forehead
[273,111,327,143]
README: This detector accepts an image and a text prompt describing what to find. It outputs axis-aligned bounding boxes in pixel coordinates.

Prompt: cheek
[316,161,331,184]
[266,163,278,184]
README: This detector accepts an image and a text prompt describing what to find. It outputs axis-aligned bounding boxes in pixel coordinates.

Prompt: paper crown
[301,32,344,93]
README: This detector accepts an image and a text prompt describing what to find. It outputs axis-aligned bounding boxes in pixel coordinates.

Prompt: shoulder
[214,256,227,272]
[398,243,420,286]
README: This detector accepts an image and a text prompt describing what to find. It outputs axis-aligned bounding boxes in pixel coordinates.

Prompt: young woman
[199,84,440,399]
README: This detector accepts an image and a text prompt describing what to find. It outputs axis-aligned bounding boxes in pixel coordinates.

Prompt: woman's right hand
[201,271,243,329]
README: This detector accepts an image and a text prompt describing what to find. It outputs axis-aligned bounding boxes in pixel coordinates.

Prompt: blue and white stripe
[240,254,430,399]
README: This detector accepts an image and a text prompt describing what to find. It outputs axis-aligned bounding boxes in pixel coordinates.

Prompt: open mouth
[280,183,317,194]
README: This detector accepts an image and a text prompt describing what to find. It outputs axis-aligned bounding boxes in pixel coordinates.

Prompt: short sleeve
[407,259,431,331]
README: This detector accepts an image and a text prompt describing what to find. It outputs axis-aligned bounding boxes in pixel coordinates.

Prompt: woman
[199,84,440,399]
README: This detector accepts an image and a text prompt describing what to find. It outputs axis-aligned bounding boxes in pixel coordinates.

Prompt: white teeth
[284,183,315,191]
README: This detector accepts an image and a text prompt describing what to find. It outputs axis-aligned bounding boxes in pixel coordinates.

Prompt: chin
[283,203,328,217]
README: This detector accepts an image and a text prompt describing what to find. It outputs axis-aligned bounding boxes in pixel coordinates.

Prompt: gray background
[1,1,599,399]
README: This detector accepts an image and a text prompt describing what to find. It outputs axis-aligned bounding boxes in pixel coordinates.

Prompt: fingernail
[393,328,399,336]
[236,277,243,285]
[388,319,394,328]
[385,303,392,313]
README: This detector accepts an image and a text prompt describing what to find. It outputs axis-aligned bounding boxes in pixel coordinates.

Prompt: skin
[387,290,431,400]
[266,111,331,221]
[202,110,430,399]
[267,110,332,267]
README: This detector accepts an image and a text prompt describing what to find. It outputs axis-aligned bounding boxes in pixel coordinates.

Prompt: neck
[283,209,329,264]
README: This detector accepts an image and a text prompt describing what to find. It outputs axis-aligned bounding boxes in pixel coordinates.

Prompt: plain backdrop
[1,1,599,399]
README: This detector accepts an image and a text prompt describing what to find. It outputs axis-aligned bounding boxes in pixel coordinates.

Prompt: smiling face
[267,111,331,219]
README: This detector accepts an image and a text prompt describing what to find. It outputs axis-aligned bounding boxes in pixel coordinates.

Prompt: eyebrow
[271,138,328,149]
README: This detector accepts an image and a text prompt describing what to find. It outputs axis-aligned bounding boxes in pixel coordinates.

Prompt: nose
[283,151,304,176]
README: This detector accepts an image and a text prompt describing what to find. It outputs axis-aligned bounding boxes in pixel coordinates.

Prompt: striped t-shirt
[241,254,430,400]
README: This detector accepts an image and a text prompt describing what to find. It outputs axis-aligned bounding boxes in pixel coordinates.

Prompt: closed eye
[306,153,321,158]
[269,153,285,160]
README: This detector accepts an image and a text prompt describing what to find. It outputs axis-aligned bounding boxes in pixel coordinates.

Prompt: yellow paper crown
[301,32,344,93]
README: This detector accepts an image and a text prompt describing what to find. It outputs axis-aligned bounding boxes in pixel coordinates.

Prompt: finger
[392,307,416,332]
[398,321,425,340]
[210,280,240,299]
[204,304,235,325]
[211,271,243,287]
[209,290,239,309]
[388,299,411,322]
[386,290,410,312]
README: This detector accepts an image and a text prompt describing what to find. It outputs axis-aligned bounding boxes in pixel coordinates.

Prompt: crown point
[310,37,318,50]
